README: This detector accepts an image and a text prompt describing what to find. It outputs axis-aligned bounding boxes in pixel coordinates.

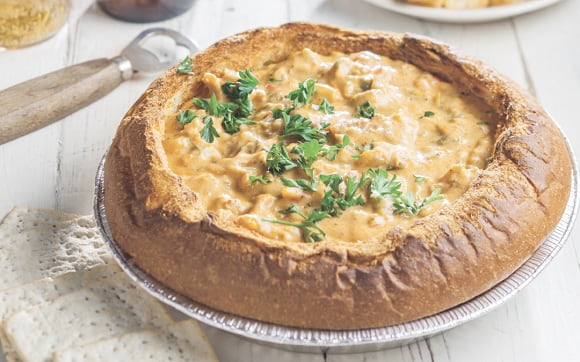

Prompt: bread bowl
[103,23,571,330]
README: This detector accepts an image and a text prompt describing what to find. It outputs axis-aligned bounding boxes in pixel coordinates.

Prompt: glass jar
[0,0,70,49]
[97,0,196,23]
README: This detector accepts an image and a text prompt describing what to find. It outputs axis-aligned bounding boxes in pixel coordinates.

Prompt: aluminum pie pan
[94,133,578,354]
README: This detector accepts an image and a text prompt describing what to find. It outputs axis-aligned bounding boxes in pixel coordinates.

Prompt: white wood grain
[0,0,578,361]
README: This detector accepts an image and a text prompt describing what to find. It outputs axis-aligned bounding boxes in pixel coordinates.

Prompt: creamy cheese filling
[163,48,496,243]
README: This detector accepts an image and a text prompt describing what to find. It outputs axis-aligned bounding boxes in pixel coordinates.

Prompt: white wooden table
[1,1,579,361]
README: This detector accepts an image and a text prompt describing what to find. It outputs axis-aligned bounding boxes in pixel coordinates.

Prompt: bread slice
[0,206,78,234]
[3,273,173,362]
[0,215,111,291]
[54,320,218,362]
[0,265,121,361]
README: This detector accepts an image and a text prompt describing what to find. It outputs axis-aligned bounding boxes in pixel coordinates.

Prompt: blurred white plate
[363,0,563,23]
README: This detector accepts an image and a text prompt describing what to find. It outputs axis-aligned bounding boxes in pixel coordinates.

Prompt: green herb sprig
[288,78,317,108]
[200,116,220,143]
[321,135,350,161]
[357,101,375,119]
[266,142,297,175]
[177,56,193,74]
[177,109,196,125]
[393,189,443,216]
[249,175,271,186]
[280,113,328,142]
[313,99,335,114]
[264,205,327,243]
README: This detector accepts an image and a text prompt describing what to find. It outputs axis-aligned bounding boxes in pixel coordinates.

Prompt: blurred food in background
[404,0,523,8]
[0,0,70,49]
[97,0,196,23]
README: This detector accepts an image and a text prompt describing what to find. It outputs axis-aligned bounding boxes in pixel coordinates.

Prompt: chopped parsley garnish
[272,107,293,119]
[357,101,375,119]
[313,99,335,114]
[393,188,443,216]
[343,173,370,207]
[269,77,281,82]
[176,109,196,125]
[189,69,260,137]
[281,177,318,192]
[367,169,442,214]
[266,142,297,175]
[477,121,489,125]
[193,94,237,117]
[318,173,369,216]
[222,113,255,134]
[222,70,259,99]
[177,56,193,74]
[221,69,259,117]
[288,78,316,108]
[319,174,342,193]
[368,169,402,201]
[264,205,327,243]
[200,116,219,143]
[421,111,435,119]
[321,135,350,161]
[356,142,374,152]
[352,141,373,160]
[280,112,328,142]
[414,174,426,183]
[249,175,271,186]
[291,140,323,179]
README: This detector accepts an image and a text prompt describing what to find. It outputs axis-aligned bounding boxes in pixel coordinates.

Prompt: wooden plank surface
[0,0,578,361]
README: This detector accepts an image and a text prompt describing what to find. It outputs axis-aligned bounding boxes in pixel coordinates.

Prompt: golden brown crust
[104,23,572,329]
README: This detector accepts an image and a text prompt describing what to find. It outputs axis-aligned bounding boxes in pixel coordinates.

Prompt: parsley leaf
[288,78,316,108]
[292,139,322,165]
[356,142,374,152]
[264,204,328,243]
[367,169,402,200]
[319,174,342,193]
[193,94,237,117]
[221,69,259,117]
[272,107,293,119]
[318,172,369,215]
[352,141,373,160]
[342,173,370,207]
[266,142,297,175]
[200,116,220,143]
[321,135,350,161]
[357,101,375,119]
[177,56,193,74]
[177,109,196,125]
[393,188,444,216]
[222,113,255,134]
[291,140,323,179]
[419,111,435,120]
[313,99,335,114]
[280,113,328,142]
[249,175,271,186]
[281,177,318,192]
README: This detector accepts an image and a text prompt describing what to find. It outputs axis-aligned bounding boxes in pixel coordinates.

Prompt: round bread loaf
[104,23,571,329]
